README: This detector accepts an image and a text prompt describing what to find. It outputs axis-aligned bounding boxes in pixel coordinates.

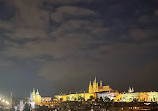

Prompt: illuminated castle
[89,77,112,93]
[55,77,116,102]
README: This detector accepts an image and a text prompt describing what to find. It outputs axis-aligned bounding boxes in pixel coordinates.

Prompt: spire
[89,81,93,93]
[100,81,102,86]
[132,87,134,92]
[94,76,97,84]
[89,81,92,86]
[97,82,99,92]
[32,88,35,95]
[128,87,131,93]
[30,92,33,102]
[36,89,39,95]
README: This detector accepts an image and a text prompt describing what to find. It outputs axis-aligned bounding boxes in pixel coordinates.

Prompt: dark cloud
[0,0,157,97]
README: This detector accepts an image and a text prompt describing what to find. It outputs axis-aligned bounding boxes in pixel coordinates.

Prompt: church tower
[93,77,99,92]
[32,88,36,101]
[100,81,102,86]
[29,92,35,109]
[128,87,134,93]
[35,89,41,104]
[89,81,93,93]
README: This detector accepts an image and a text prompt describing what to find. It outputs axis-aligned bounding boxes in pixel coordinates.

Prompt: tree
[66,96,70,101]
[90,96,94,100]
[133,98,138,102]
[99,97,104,102]
[23,103,31,111]
[60,98,63,102]
[10,107,15,111]
[95,98,99,102]
[104,96,111,102]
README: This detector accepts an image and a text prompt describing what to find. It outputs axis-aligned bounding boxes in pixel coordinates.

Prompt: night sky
[0,0,158,97]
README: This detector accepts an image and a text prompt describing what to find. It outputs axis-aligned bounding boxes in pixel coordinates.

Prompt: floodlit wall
[114,92,158,102]
[55,93,96,102]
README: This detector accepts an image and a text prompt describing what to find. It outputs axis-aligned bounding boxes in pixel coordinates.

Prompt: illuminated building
[54,77,158,103]
[89,77,112,93]
[97,91,119,100]
[55,93,96,102]
[29,92,35,109]
[29,89,53,107]
[55,77,117,102]
[31,89,41,105]
[128,87,134,93]
[41,97,52,103]
[114,91,158,102]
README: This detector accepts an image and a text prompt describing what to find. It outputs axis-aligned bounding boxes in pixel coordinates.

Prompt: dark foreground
[34,101,158,111]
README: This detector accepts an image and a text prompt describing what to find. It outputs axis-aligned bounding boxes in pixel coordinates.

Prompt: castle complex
[28,77,158,109]
[54,77,158,103]
[55,77,118,102]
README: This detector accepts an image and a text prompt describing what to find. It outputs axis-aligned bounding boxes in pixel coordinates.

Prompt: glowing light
[2,99,5,102]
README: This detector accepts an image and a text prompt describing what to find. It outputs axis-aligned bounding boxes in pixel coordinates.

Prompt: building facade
[54,77,158,103]
[29,89,53,108]
[114,92,158,102]
[55,77,117,102]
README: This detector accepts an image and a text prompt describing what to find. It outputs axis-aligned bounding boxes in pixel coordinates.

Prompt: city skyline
[0,0,158,97]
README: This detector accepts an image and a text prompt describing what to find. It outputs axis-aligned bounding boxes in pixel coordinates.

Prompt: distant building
[55,77,118,102]
[128,87,134,93]
[89,77,113,93]
[54,77,158,103]
[29,92,35,109]
[29,89,53,107]
[114,91,158,102]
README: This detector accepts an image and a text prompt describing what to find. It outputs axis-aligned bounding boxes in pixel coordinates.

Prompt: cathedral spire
[89,81,92,86]
[132,87,134,92]
[94,76,97,84]
[33,88,35,95]
[100,81,102,86]
[89,81,93,93]
[36,89,39,95]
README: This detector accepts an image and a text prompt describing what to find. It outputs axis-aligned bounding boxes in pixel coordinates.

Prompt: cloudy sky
[0,0,158,97]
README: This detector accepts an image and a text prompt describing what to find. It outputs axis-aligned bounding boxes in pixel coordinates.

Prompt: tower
[29,92,35,109]
[128,87,134,93]
[100,81,102,86]
[35,89,41,104]
[128,87,131,93]
[89,81,93,93]
[32,88,36,101]
[131,87,134,93]
[93,77,98,92]
[19,100,24,111]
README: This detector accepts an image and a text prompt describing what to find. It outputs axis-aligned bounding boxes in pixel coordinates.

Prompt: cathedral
[89,77,112,93]
[55,77,116,102]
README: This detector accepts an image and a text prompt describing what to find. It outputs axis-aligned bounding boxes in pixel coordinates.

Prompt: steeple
[96,82,99,92]
[36,89,39,95]
[89,81,92,86]
[131,87,134,92]
[30,92,33,102]
[94,76,97,84]
[89,81,93,93]
[32,88,36,101]
[33,88,35,95]
[100,81,102,86]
